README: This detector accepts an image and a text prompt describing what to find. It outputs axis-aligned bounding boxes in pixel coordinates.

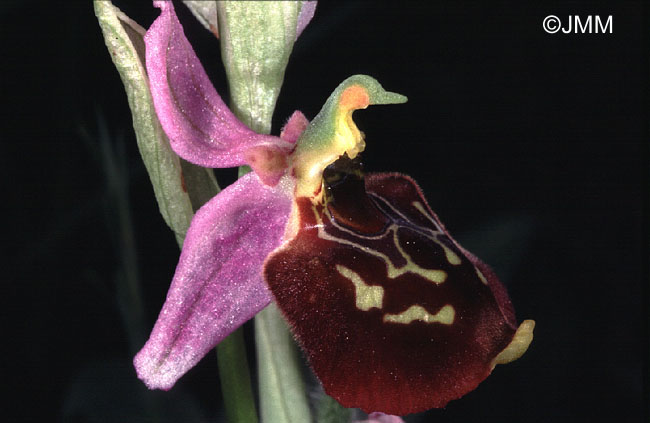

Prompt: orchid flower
[134,1,534,416]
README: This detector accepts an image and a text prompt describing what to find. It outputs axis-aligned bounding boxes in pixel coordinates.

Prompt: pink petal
[280,111,309,144]
[146,1,292,168]
[244,146,289,186]
[134,172,294,390]
[295,1,317,39]
[243,111,308,185]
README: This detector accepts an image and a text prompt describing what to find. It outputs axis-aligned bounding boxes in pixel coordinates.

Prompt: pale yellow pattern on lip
[336,264,384,311]
[392,230,448,284]
[411,201,437,226]
[443,246,461,265]
[383,304,455,325]
[313,206,448,285]
[335,262,456,327]
[411,201,461,265]
[475,267,489,285]
[491,319,535,368]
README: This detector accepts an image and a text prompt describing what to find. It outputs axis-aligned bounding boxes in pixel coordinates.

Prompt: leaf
[182,0,219,38]
[315,392,352,423]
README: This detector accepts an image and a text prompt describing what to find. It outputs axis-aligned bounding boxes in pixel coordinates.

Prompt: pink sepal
[134,172,294,390]
[296,2,317,39]
[145,1,292,169]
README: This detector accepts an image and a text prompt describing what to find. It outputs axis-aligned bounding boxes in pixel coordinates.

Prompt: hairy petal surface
[134,172,294,390]
[145,1,292,168]
[280,111,309,144]
[264,167,533,415]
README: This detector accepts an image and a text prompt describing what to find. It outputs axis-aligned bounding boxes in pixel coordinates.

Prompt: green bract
[218,1,307,133]
[94,1,218,244]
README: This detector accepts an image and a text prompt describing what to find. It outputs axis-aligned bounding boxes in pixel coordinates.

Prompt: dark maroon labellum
[264,159,521,415]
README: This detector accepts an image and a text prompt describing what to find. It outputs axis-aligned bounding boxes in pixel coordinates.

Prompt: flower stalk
[216,329,259,423]
[216,2,315,422]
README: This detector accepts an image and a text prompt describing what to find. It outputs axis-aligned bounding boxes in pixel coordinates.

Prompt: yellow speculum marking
[411,201,461,265]
[312,206,447,284]
[383,304,455,325]
[412,201,436,224]
[476,267,489,285]
[336,265,384,311]
[444,248,461,265]
[313,206,448,285]
[392,230,447,284]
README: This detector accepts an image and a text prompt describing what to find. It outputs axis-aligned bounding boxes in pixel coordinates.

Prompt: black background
[4,1,646,422]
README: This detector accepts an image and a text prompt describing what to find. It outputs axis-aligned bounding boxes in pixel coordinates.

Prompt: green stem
[255,305,312,423]
[315,392,353,423]
[217,3,313,421]
[217,328,259,423]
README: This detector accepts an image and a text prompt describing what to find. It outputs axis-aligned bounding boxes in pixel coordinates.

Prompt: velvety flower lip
[264,164,534,414]
[145,1,294,173]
